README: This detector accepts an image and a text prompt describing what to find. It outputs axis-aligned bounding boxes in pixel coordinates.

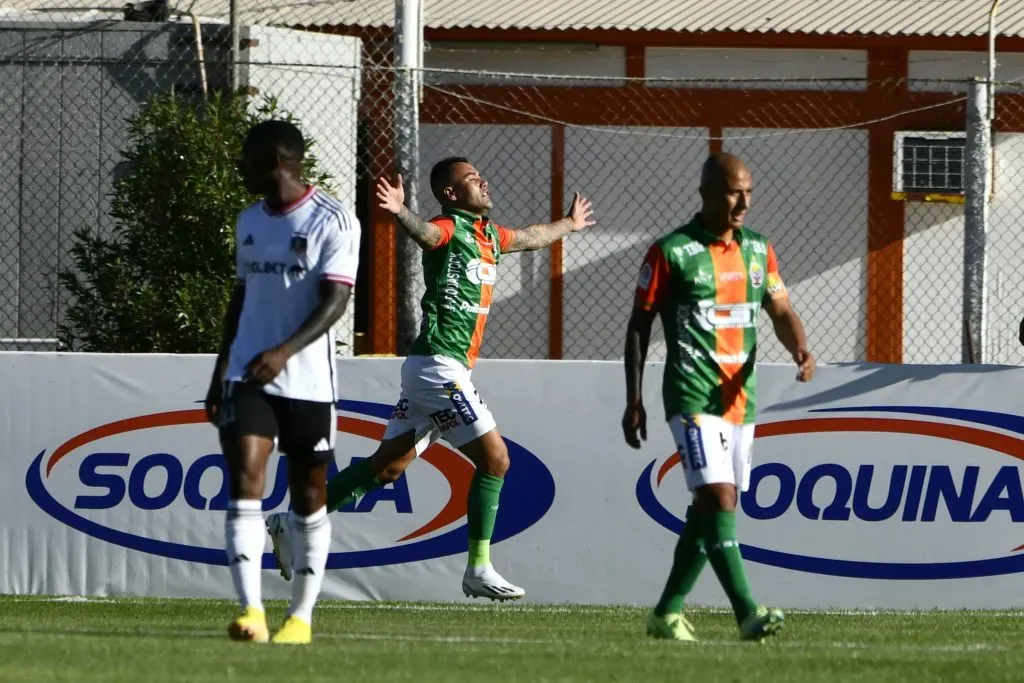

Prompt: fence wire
[2,16,1022,365]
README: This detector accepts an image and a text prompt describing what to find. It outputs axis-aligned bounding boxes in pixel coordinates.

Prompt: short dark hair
[430,156,469,203]
[244,119,305,161]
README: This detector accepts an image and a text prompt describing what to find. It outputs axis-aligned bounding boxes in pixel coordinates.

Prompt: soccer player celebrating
[205,120,360,644]
[622,152,814,642]
[267,157,594,600]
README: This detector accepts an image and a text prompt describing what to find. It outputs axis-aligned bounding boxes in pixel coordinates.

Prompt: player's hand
[622,402,648,449]
[246,345,293,385]
[204,377,222,426]
[377,174,405,215]
[794,349,816,382]
[567,192,595,232]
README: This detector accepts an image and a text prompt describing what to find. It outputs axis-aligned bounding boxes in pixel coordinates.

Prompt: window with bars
[899,135,965,195]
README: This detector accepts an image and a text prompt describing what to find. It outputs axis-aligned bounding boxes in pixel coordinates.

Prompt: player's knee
[480,441,509,477]
[231,469,265,500]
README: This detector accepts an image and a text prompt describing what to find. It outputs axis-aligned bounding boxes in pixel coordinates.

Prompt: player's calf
[271,457,331,644]
[458,430,524,601]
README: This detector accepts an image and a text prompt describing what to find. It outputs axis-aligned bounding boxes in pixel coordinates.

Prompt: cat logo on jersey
[749,261,764,289]
[466,258,498,286]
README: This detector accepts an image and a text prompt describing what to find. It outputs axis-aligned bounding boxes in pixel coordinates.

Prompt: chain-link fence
[3,12,1022,365]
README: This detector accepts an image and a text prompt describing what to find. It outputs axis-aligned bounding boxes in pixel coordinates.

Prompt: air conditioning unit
[892,131,966,203]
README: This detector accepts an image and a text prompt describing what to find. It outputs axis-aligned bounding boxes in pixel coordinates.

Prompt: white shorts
[668,414,755,492]
[382,355,497,455]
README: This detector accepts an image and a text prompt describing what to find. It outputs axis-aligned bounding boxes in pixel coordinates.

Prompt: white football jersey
[226,186,360,402]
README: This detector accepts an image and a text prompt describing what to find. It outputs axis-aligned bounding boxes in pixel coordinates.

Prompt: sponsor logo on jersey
[719,271,745,283]
[636,406,1024,579]
[290,236,308,254]
[244,261,288,275]
[441,253,465,312]
[242,235,254,246]
[766,273,785,296]
[27,399,555,568]
[694,301,759,330]
[466,259,498,286]
[748,241,768,255]
[459,302,490,315]
[682,243,705,257]
[693,270,712,285]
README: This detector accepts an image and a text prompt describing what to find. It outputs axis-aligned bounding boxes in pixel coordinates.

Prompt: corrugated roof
[2,0,1024,38]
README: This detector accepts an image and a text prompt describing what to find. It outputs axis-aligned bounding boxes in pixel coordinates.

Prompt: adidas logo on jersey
[313,438,331,452]
[242,234,254,246]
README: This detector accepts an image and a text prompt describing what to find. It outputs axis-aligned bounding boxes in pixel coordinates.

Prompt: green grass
[0,596,1020,682]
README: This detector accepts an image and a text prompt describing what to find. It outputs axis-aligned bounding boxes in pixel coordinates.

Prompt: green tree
[58,89,330,352]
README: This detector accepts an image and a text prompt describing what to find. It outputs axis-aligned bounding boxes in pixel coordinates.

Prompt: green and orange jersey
[409,206,515,369]
[634,215,788,425]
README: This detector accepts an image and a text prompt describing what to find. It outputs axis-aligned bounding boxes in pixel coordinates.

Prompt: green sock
[467,472,504,567]
[326,458,383,513]
[703,511,758,624]
[654,513,707,616]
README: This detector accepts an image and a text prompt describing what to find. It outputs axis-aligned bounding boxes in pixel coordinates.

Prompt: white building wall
[903,203,963,364]
[424,43,626,85]
[908,51,1024,91]
[563,127,708,361]
[985,133,1024,365]
[902,133,1024,365]
[645,48,867,89]
[724,129,869,364]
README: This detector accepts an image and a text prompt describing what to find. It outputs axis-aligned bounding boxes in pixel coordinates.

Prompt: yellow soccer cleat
[271,615,312,645]
[646,611,697,642]
[227,606,269,643]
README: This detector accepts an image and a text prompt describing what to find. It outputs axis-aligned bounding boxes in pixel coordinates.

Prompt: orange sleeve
[428,217,455,250]
[496,225,516,252]
[634,244,671,311]
[765,244,788,300]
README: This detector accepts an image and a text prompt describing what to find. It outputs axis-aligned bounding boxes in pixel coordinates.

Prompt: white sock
[288,506,331,624]
[225,499,265,612]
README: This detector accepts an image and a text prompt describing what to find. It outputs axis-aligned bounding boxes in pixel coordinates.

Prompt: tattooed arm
[377,176,443,249]
[395,205,442,249]
[504,192,595,253]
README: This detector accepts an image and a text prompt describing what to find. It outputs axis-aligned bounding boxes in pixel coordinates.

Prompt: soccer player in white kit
[204,120,360,645]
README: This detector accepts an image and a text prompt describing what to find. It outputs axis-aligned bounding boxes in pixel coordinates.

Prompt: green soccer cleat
[646,611,697,642]
[740,606,784,641]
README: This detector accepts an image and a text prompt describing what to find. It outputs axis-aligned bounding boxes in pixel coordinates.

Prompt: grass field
[1,596,1021,682]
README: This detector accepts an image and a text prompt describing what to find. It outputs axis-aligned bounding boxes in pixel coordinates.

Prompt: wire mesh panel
[4,7,1021,365]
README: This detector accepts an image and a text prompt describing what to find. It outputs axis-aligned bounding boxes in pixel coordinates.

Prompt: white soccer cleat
[461,565,525,602]
[266,512,293,581]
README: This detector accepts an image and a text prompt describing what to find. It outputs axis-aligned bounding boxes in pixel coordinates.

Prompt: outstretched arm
[504,192,595,253]
[377,175,443,249]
